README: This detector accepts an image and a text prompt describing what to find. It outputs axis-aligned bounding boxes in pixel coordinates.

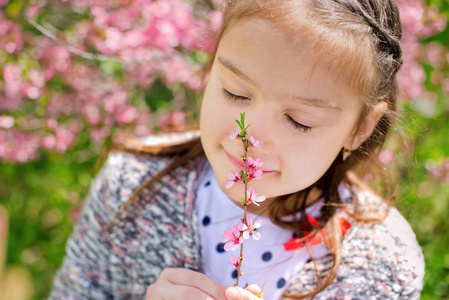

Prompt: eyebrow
[290,95,342,113]
[217,56,342,113]
[218,56,258,87]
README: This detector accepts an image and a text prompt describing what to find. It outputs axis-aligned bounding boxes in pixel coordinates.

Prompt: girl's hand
[225,284,263,300]
[146,268,262,300]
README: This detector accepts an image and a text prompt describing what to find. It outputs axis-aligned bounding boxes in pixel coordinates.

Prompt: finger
[159,268,227,300]
[225,286,262,300]
[147,281,220,300]
[246,284,261,295]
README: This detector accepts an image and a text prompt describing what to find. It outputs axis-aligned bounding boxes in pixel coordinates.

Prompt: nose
[253,138,274,155]
[244,112,274,156]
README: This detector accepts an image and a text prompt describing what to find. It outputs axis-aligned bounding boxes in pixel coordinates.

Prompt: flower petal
[238,223,248,231]
[227,172,236,180]
[253,231,261,240]
[225,181,234,189]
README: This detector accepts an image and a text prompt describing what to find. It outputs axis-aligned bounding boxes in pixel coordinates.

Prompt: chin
[222,183,245,201]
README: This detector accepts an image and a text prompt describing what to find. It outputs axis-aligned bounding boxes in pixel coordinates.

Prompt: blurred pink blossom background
[0,0,447,164]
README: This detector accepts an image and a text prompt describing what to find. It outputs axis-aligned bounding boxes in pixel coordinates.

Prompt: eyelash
[221,88,249,102]
[221,88,312,133]
[285,114,312,133]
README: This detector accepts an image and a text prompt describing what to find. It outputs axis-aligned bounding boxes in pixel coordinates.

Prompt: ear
[343,101,388,151]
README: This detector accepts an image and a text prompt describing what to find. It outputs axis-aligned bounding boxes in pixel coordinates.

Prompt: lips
[224,149,245,169]
[223,149,276,173]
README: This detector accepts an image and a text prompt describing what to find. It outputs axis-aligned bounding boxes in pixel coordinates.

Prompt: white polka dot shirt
[194,162,328,300]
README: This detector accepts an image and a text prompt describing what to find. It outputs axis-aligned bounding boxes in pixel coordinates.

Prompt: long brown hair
[104,0,403,298]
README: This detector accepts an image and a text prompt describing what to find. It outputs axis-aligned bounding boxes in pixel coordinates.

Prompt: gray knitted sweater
[48,150,424,299]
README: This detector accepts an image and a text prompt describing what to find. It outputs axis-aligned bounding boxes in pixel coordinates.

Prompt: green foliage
[0,147,95,299]
[144,78,175,112]
[1,2,448,299]
[397,98,449,299]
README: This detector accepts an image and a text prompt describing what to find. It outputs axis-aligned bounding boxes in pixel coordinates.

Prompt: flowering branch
[26,18,120,62]
[222,113,265,287]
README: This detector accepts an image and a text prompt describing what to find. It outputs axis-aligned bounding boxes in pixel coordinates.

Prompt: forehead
[216,18,364,110]
[219,13,376,101]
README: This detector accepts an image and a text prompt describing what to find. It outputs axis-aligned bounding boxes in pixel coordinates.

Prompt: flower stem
[236,139,249,286]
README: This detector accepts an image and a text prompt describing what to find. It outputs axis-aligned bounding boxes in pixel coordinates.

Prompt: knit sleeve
[47,152,130,299]
[284,207,425,299]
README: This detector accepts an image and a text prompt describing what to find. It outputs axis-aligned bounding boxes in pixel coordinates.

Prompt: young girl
[48,0,424,299]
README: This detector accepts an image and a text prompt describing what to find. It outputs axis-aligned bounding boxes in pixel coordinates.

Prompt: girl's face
[200,18,369,212]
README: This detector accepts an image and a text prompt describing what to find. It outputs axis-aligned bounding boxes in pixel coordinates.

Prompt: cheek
[201,97,226,139]
[279,136,343,187]
[200,88,241,135]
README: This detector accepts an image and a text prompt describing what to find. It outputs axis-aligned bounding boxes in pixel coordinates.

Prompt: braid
[351,0,403,94]
[338,0,402,72]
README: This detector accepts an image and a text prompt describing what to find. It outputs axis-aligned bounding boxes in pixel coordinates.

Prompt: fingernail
[225,287,239,300]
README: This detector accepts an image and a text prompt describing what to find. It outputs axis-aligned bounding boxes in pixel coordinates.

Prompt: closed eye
[221,88,250,102]
[285,114,312,133]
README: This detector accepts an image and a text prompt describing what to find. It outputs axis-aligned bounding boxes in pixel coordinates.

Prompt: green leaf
[240,112,246,128]
[256,282,265,298]
[143,78,174,111]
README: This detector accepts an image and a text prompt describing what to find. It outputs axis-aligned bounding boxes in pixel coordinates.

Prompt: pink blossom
[103,27,124,53]
[424,42,445,68]
[125,63,156,88]
[228,255,240,268]
[161,56,197,86]
[28,69,46,88]
[83,105,101,126]
[378,149,396,166]
[397,62,425,99]
[23,84,41,99]
[209,11,223,32]
[239,214,262,240]
[3,63,23,98]
[249,136,262,148]
[89,127,110,144]
[428,158,449,184]
[229,128,239,140]
[419,5,447,38]
[54,128,76,153]
[228,254,247,269]
[0,116,14,129]
[67,119,83,134]
[43,46,71,74]
[225,157,264,188]
[0,94,23,111]
[25,4,41,19]
[185,75,203,91]
[246,187,266,206]
[442,78,449,95]
[247,157,263,181]
[0,129,40,162]
[222,224,245,251]
[114,106,138,124]
[41,134,57,150]
[104,89,128,113]
[159,111,186,128]
[107,8,137,31]
[225,169,243,189]
[122,30,146,48]
[247,157,263,169]
[247,169,263,181]
[0,20,23,54]
[44,118,58,130]
[90,6,108,28]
